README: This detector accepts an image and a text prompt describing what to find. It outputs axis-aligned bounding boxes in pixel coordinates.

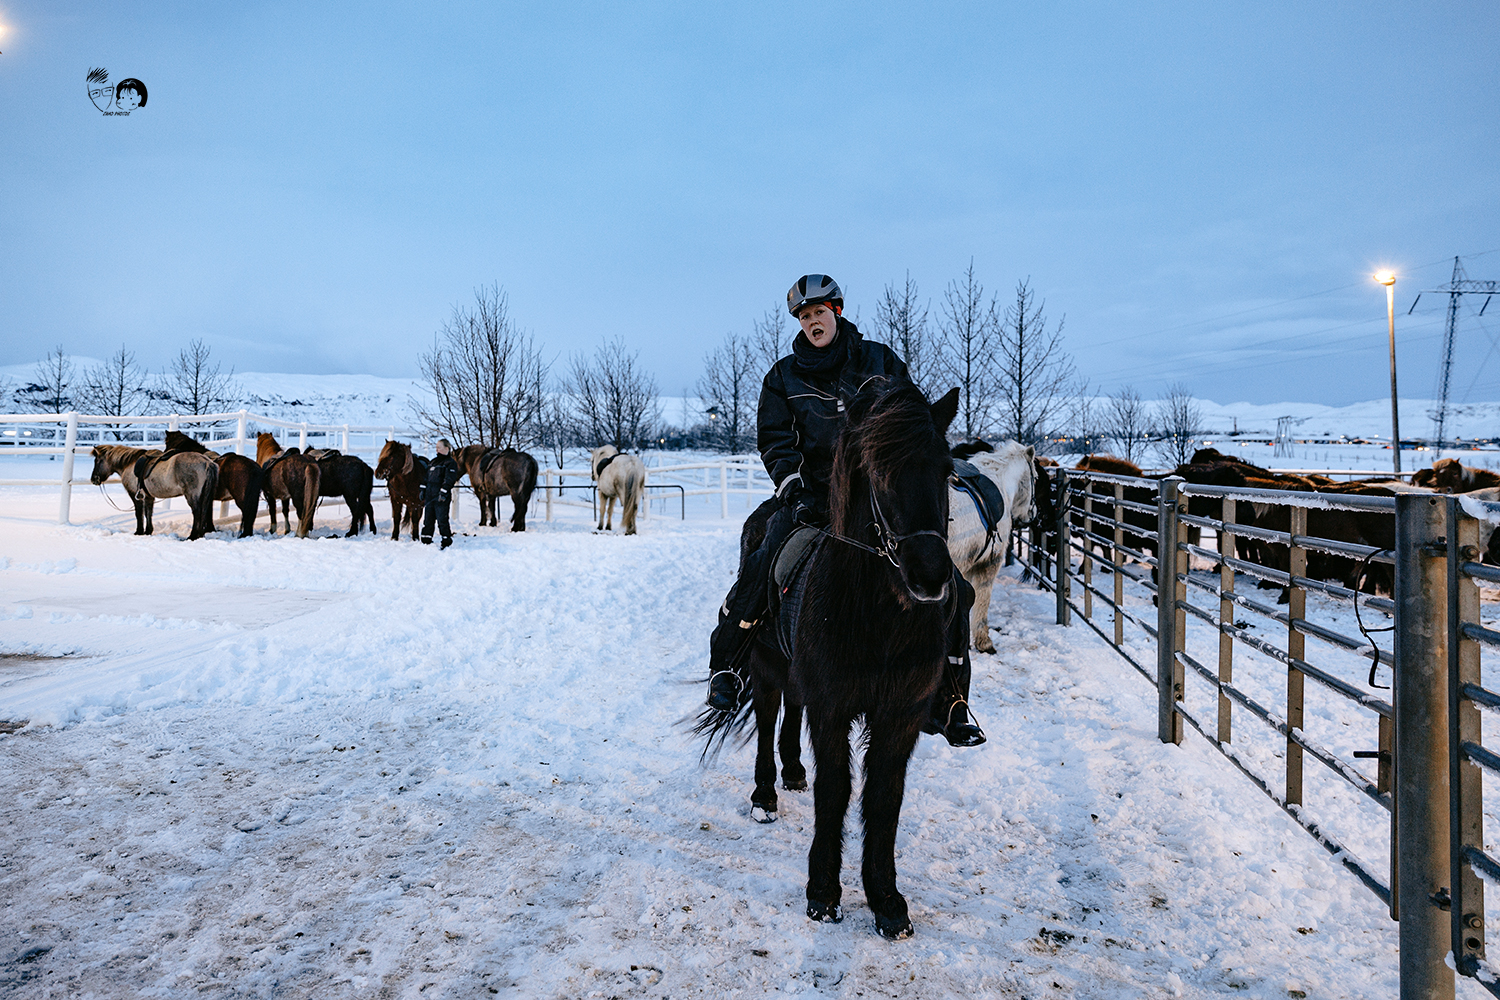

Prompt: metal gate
[1018,469,1500,999]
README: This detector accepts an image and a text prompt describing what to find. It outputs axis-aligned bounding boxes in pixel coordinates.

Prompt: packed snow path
[0,493,1421,997]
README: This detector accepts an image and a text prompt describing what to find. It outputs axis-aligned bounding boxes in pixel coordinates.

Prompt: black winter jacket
[422,453,460,501]
[756,318,911,501]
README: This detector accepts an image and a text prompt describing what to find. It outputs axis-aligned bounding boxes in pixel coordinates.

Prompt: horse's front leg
[280,499,290,534]
[751,680,781,823]
[780,701,807,791]
[806,711,853,922]
[142,496,155,535]
[860,712,923,938]
[389,497,401,540]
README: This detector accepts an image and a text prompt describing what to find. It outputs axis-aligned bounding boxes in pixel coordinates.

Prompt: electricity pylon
[1415,257,1500,455]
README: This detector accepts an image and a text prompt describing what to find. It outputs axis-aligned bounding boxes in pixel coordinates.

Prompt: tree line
[5,340,240,420]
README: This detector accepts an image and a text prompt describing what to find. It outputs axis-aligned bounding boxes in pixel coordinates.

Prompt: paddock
[0,478,1436,997]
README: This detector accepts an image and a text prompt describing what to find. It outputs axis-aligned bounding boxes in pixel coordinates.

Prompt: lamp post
[1375,270,1400,475]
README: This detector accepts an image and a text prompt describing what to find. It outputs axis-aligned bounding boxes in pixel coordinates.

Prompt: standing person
[705,274,985,747]
[421,438,460,549]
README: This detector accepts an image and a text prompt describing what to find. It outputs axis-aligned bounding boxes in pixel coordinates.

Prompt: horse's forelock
[836,383,947,497]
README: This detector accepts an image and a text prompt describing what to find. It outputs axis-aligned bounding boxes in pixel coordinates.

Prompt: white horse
[590,445,646,535]
[948,441,1038,653]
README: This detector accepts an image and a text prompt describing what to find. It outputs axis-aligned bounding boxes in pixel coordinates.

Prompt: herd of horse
[86,432,582,542]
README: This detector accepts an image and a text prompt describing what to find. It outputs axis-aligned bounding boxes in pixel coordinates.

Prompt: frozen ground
[0,485,1488,998]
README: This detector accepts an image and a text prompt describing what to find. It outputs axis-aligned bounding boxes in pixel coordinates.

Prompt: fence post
[1447,498,1485,978]
[1392,492,1456,1000]
[342,424,351,452]
[1054,468,1070,626]
[1114,482,1125,647]
[1218,497,1236,744]
[1081,479,1093,620]
[236,410,248,456]
[720,461,728,519]
[299,423,308,450]
[1156,476,1184,745]
[57,411,78,525]
[545,470,553,522]
[1287,506,1308,806]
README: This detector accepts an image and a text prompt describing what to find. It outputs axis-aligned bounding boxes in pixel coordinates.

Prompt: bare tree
[30,346,74,413]
[873,272,938,397]
[565,336,660,450]
[160,339,239,417]
[697,332,758,453]
[935,261,1001,441]
[535,387,572,470]
[78,345,149,417]
[1154,382,1204,468]
[1102,385,1152,466]
[749,308,790,375]
[995,278,1075,447]
[415,284,547,448]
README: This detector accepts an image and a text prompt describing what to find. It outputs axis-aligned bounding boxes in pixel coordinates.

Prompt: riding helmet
[787,274,843,318]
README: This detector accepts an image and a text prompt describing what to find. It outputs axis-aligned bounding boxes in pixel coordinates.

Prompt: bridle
[809,482,950,603]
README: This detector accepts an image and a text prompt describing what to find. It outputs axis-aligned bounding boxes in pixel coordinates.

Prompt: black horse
[305,449,378,536]
[701,380,961,939]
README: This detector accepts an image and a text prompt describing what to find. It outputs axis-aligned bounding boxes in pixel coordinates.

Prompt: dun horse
[375,440,429,541]
[590,445,645,535]
[453,445,539,531]
[89,444,220,540]
[256,433,320,538]
[702,381,962,939]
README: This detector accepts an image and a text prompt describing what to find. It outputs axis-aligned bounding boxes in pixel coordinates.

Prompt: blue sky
[1,1,1497,406]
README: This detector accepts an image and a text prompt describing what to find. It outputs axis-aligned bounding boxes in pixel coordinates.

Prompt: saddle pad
[771,525,823,660]
[478,448,505,475]
[773,524,822,591]
[951,459,1006,534]
[131,454,159,487]
[594,452,622,477]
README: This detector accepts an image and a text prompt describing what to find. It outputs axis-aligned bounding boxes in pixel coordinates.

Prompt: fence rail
[1022,468,1500,999]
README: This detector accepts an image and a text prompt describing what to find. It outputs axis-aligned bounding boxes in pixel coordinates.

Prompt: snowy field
[2,484,1495,998]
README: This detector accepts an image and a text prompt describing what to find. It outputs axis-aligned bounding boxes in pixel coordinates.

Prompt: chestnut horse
[89,444,220,539]
[453,444,539,531]
[163,431,261,538]
[375,440,429,541]
[256,433,320,538]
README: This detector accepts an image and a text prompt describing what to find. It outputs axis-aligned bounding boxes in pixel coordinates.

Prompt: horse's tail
[521,453,539,502]
[621,461,644,534]
[240,462,262,538]
[191,459,219,540]
[691,692,756,762]
[299,462,320,538]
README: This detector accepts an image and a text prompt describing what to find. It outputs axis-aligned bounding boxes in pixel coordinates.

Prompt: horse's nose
[901,536,952,603]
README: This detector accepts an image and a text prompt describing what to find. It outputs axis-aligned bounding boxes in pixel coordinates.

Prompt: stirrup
[707,669,745,711]
[939,699,986,747]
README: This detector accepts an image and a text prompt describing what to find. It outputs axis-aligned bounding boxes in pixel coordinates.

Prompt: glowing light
[1374,270,1397,286]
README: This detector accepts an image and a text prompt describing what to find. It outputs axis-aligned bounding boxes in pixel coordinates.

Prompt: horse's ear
[931,387,961,437]
[1026,445,1035,461]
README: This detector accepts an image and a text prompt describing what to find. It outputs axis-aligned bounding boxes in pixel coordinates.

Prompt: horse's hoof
[782,775,808,792]
[806,900,842,923]
[875,913,914,939]
[750,804,777,824]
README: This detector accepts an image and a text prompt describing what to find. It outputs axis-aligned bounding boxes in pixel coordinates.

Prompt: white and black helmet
[787,274,843,318]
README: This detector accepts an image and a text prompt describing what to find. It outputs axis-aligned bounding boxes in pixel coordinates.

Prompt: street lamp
[1375,270,1400,474]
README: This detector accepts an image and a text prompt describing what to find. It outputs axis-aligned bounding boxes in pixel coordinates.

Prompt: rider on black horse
[705,274,986,748]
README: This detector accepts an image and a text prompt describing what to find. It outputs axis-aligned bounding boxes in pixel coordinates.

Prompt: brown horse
[89,444,220,539]
[375,440,428,541]
[453,444,539,531]
[163,431,262,538]
[256,432,320,538]
[304,448,378,536]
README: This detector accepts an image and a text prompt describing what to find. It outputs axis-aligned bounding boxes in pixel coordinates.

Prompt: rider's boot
[706,588,760,712]
[925,574,986,747]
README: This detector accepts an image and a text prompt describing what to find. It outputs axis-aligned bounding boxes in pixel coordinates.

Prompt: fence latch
[1428,887,1453,912]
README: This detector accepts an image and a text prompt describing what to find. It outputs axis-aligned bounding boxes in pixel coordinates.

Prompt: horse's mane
[164,430,209,454]
[1075,453,1143,476]
[951,439,993,461]
[830,380,948,528]
[96,444,150,464]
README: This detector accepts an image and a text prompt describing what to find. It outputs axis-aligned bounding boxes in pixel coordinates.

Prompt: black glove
[438,489,452,504]
[786,487,826,527]
[418,485,429,503]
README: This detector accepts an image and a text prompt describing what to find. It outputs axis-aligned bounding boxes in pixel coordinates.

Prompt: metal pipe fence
[1017,468,1500,999]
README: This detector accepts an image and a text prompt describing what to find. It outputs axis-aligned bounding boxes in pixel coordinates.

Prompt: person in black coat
[705,275,984,747]
[421,438,461,549]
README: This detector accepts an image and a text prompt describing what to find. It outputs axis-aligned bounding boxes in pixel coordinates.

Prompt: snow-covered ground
[9,486,1492,998]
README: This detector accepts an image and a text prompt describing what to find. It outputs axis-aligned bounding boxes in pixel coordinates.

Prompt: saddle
[478,448,506,475]
[130,438,196,498]
[767,524,825,660]
[594,451,624,477]
[950,459,1006,534]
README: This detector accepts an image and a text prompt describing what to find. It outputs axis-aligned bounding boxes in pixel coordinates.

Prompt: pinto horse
[946,440,1038,653]
[702,380,962,939]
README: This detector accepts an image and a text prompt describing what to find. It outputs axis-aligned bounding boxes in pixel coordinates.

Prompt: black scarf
[791,321,851,377]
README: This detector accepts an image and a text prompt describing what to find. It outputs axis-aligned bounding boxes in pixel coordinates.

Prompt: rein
[809,484,946,571]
